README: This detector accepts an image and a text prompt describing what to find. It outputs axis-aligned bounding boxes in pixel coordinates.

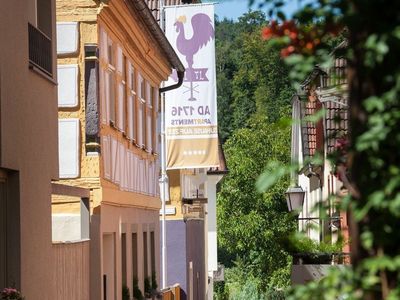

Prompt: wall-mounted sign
[164,4,219,169]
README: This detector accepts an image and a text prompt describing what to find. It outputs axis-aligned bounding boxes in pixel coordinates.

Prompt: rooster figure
[174,13,214,101]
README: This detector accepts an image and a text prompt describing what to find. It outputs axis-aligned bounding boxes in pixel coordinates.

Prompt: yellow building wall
[55,0,179,298]
[57,16,102,212]
[166,169,185,220]
[56,0,171,212]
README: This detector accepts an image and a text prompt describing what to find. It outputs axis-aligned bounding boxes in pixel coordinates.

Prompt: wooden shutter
[111,137,118,182]
[127,63,135,140]
[138,74,144,147]
[146,82,152,152]
[102,136,111,180]
[116,46,124,131]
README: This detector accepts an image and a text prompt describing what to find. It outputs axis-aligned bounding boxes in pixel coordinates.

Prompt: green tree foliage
[216,11,292,143]
[215,11,295,298]
[255,0,400,299]
[217,118,295,293]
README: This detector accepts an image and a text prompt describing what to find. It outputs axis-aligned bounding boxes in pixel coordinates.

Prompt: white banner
[164,4,219,169]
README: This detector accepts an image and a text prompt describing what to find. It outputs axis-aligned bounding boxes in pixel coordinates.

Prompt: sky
[204,0,302,21]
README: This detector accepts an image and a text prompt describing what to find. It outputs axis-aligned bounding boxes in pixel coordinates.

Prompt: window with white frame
[138,74,146,148]
[127,63,136,141]
[152,87,158,155]
[107,39,116,125]
[116,46,126,132]
[146,82,153,153]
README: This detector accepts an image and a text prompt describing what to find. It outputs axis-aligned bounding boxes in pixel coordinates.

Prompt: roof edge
[128,0,185,73]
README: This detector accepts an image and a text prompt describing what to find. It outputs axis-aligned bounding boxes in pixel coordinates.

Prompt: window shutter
[100,30,108,125]
[137,74,144,147]
[57,22,79,55]
[85,47,99,138]
[134,155,139,192]
[117,47,125,131]
[100,66,107,124]
[102,136,111,180]
[152,88,158,154]
[110,137,118,182]
[148,161,153,195]
[58,119,80,178]
[116,46,123,73]
[146,83,152,152]
[127,94,134,140]
[117,82,125,131]
[139,159,144,193]
[120,147,126,190]
[57,64,78,108]
[100,27,108,61]
[127,63,133,139]
[108,71,115,125]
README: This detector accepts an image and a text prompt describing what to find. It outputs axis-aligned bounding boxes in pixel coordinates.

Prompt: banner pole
[160,91,167,290]
[159,0,168,290]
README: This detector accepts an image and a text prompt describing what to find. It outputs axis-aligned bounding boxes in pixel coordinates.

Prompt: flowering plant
[0,288,24,300]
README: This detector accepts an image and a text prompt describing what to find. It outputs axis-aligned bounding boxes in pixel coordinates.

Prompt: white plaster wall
[56,22,79,54]
[52,214,81,242]
[297,119,321,242]
[58,118,80,178]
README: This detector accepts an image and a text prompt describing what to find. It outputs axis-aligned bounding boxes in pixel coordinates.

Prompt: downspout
[159,70,185,93]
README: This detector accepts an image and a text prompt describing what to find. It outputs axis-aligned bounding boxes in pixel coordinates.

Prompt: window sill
[29,63,57,85]
[52,238,90,245]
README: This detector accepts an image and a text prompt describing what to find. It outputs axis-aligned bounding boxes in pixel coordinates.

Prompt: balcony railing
[161,284,181,300]
[28,23,52,76]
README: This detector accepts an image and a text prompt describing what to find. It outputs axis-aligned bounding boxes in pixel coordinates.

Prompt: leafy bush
[0,288,24,300]
[122,284,130,300]
[132,277,144,300]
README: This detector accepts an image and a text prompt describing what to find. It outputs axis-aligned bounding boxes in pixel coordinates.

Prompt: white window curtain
[111,137,118,182]
[102,136,111,180]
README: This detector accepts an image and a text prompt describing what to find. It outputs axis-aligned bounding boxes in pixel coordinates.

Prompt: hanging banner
[164,4,219,169]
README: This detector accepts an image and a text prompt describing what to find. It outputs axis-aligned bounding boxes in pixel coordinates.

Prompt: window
[143,231,148,279]
[28,0,53,76]
[0,177,6,289]
[138,75,146,148]
[151,87,158,154]
[107,40,116,125]
[56,22,79,55]
[146,83,153,153]
[0,170,21,290]
[150,231,156,278]
[58,119,80,178]
[132,232,138,282]
[121,233,127,286]
[127,63,137,141]
[116,47,126,132]
[36,0,52,37]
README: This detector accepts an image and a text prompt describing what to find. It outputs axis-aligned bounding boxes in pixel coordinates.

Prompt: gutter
[129,0,185,93]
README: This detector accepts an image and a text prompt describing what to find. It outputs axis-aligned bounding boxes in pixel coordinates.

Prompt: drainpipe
[159,71,185,93]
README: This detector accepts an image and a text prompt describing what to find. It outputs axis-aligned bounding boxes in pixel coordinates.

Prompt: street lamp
[285,186,305,212]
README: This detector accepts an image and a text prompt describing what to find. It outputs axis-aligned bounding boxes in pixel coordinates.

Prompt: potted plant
[132,277,144,300]
[1,288,24,300]
[122,284,130,300]
[144,272,162,299]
